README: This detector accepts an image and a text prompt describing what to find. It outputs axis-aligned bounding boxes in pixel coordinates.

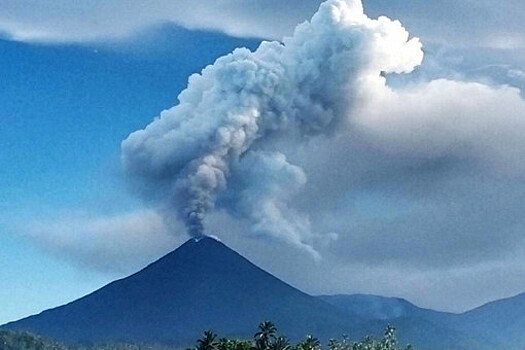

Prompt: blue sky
[2,0,525,325]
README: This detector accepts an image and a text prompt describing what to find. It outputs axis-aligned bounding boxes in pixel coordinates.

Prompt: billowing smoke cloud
[121,0,423,252]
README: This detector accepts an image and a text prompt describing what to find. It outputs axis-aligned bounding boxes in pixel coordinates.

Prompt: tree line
[191,321,413,350]
[0,322,413,350]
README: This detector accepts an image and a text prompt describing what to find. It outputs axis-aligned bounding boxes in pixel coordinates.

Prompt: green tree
[218,337,230,350]
[197,331,218,350]
[271,336,290,350]
[254,321,277,350]
[328,338,340,350]
[297,335,320,350]
[381,325,396,350]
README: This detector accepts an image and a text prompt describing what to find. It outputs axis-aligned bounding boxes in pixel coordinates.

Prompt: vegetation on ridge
[0,322,412,350]
[190,321,413,350]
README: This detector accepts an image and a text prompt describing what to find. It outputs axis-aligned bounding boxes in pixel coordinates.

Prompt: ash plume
[121,0,423,252]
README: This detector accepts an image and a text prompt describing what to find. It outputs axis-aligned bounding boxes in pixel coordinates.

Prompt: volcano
[3,237,506,350]
[2,237,372,344]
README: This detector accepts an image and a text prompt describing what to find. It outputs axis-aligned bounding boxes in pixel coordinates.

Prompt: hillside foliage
[0,322,412,350]
[189,322,413,350]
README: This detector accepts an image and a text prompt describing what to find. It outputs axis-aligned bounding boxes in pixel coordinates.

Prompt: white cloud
[25,209,180,273]
[1,0,525,52]
[354,79,525,174]
[0,0,316,43]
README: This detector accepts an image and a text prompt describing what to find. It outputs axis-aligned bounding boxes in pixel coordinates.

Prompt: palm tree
[271,336,290,350]
[298,335,320,350]
[254,321,277,350]
[197,330,219,350]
